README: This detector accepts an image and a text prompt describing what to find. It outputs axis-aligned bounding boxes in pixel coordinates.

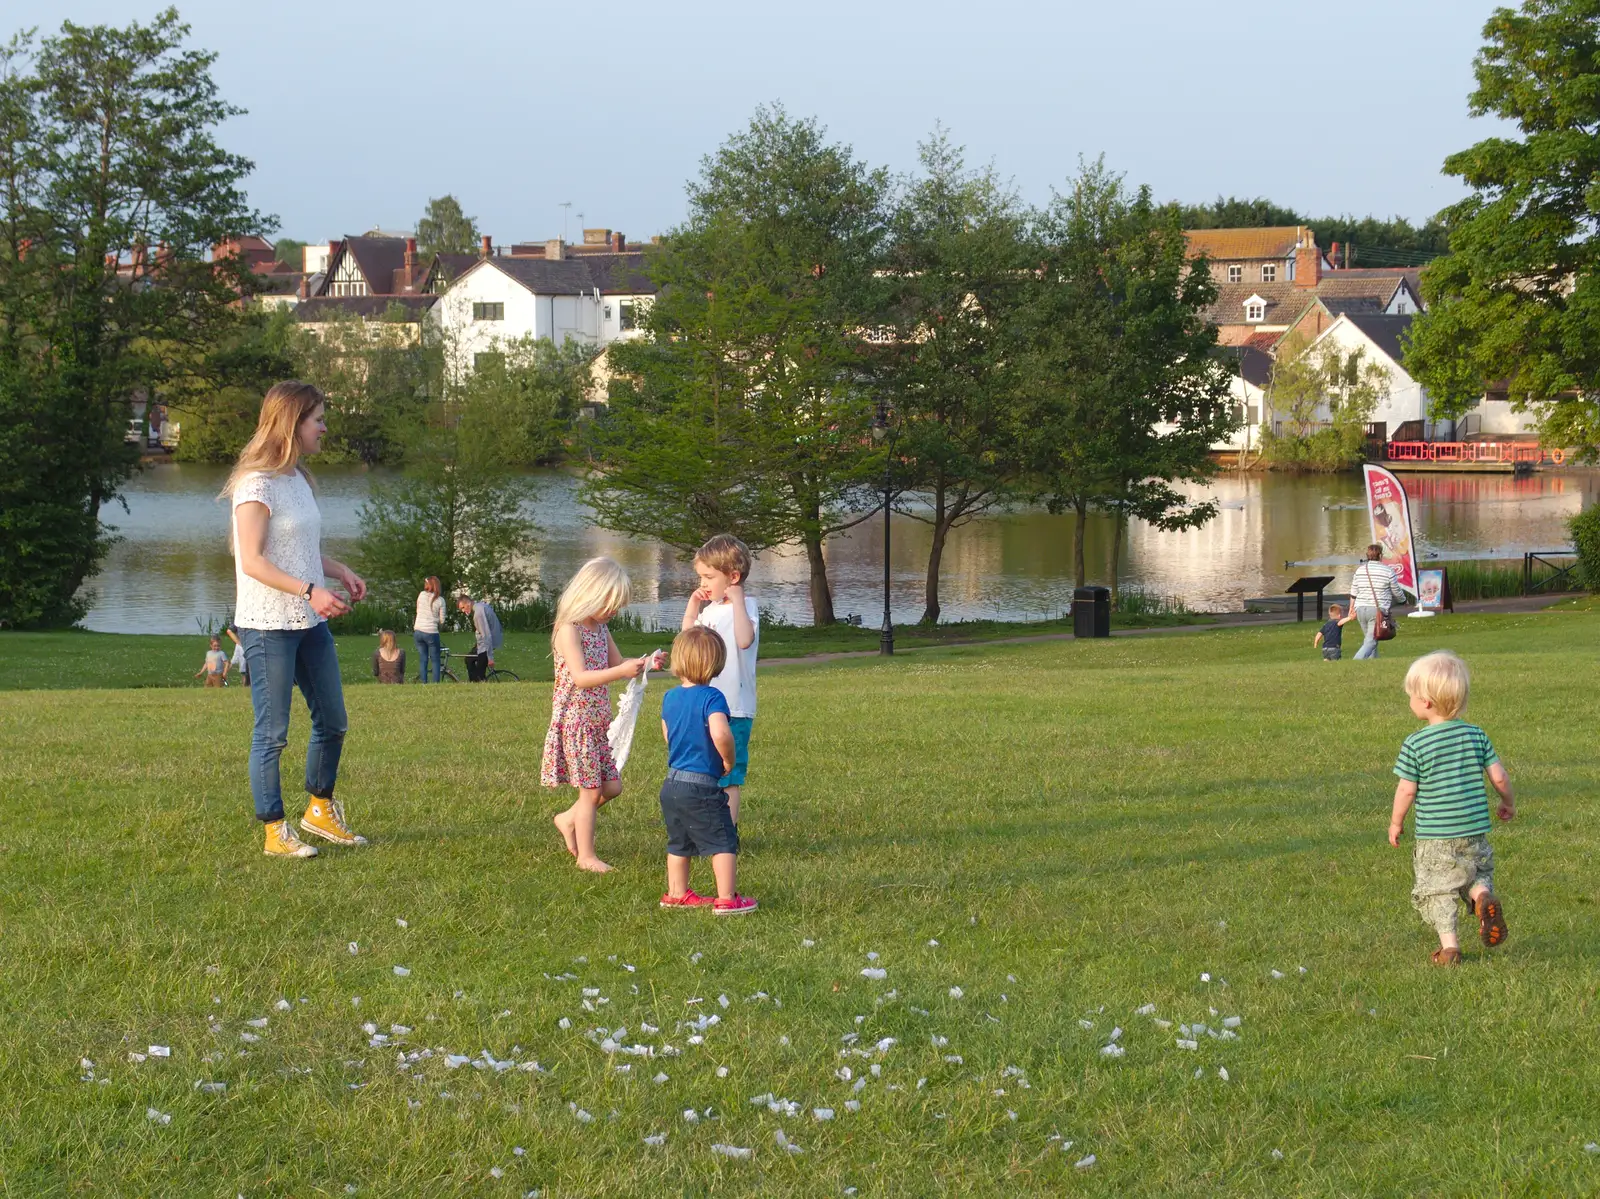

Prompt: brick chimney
[402,236,417,290]
[480,234,492,259]
[298,275,310,300]
[611,231,626,252]
[1294,232,1322,289]
[545,238,566,261]
[1328,242,1340,271]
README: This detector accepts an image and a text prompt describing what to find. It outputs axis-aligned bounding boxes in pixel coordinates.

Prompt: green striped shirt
[1394,720,1499,839]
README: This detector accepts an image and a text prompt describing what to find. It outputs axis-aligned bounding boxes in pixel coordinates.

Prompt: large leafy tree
[1018,161,1235,589]
[416,194,478,257]
[585,106,888,624]
[880,129,1030,624]
[1405,0,1600,459]
[1260,332,1390,472]
[0,10,265,626]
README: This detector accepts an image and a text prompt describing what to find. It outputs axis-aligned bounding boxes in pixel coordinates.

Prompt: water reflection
[80,463,1596,634]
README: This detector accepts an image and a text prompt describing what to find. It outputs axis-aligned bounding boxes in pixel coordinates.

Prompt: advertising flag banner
[1362,464,1418,598]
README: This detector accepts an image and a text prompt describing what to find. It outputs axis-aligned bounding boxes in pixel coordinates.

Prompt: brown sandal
[1476,892,1508,947]
[1431,947,1462,967]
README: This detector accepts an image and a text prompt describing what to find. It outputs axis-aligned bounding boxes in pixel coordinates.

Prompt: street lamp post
[873,398,895,656]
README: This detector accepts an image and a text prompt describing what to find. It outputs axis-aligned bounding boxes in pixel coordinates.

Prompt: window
[472,302,504,321]
[1227,265,1242,284]
[604,304,613,320]
[473,351,504,372]
[1260,264,1277,283]
[1245,300,1265,322]
[864,325,896,344]
[619,300,637,331]
[1395,299,1408,314]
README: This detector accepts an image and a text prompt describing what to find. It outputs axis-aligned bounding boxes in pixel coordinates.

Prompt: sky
[26,0,1509,248]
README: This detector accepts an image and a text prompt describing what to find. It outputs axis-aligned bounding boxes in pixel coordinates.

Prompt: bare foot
[575,856,612,874]
[553,811,578,857]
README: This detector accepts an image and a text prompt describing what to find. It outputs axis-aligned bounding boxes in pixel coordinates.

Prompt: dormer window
[1243,294,1266,323]
[1227,265,1242,283]
[1261,264,1277,283]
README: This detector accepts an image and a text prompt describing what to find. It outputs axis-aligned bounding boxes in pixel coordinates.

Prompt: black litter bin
[1073,586,1111,639]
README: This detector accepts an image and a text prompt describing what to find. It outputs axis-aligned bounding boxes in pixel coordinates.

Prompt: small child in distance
[195,636,229,688]
[1388,650,1516,966]
[657,626,756,916]
[1314,603,1355,660]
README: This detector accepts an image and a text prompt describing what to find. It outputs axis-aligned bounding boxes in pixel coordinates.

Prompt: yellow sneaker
[300,795,368,847]
[264,818,317,858]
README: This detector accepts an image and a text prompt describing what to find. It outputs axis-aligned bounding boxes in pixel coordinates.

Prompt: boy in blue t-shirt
[657,626,757,916]
[1313,603,1355,660]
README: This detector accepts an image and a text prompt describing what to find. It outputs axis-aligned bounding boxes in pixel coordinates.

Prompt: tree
[1019,160,1236,589]
[170,306,297,462]
[1405,0,1600,461]
[355,390,539,607]
[584,106,889,624]
[881,129,1030,624]
[0,11,267,626]
[273,236,305,268]
[1259,333,1389,472]
[458,335,596,465]
[416,195,478,257]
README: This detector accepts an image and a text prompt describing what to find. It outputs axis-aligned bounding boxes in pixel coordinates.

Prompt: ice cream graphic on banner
[1362,463,1419,599]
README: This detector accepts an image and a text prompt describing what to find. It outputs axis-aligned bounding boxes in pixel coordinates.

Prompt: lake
[81,463,1597,634]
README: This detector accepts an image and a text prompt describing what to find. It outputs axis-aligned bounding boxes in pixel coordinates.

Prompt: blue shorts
[660,772,739,857]
[720,717,753,787]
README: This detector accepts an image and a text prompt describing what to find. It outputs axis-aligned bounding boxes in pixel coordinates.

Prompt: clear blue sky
[33,0,1508,246]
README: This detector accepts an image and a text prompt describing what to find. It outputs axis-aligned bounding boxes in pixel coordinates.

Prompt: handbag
[1364,564,1398,641]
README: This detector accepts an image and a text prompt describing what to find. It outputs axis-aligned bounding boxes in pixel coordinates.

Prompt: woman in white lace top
[222,381,370,859]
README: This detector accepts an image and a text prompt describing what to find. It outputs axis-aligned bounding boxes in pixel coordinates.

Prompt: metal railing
[1385,441,1559,465]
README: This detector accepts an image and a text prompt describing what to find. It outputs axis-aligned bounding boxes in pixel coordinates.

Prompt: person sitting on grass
[657,625,756,916]
[1388,650,1516,967]
[195,636,229,688]
[1313,603,1355,661]
[372,629,406,684]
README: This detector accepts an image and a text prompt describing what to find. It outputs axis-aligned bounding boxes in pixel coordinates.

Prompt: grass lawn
[2,611,1598,1195]
[0,610,1205,692]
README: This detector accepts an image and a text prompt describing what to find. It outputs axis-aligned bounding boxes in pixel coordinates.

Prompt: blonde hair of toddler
[1405,650,1470,720]
[551,557,633,652]
[671,626,727,686]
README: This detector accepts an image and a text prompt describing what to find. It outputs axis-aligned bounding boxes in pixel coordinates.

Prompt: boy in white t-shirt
[682,534,759,827]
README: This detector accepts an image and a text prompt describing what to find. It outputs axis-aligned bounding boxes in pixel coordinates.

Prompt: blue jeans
[238,623,347,822]
[1353,605,1381,659]
[413,631,441,683]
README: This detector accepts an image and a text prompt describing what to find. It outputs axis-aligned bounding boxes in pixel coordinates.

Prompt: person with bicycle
[457,593,503,682]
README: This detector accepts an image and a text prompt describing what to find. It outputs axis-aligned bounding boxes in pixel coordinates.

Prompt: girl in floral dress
[544,558,653,873]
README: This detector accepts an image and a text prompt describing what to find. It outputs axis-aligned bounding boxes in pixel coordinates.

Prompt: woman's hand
[310,584,351,619]
[334,565,367,602]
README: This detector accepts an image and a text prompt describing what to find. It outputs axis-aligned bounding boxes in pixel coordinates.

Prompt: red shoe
[713,894,758,917]
[660,888,715,910]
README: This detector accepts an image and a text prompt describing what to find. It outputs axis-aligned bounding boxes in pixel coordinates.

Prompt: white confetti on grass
[148,1045,171,1057]
[1075,1154,1096,1169]
[1135,1003,1156,1016]
[948,987,964,999]
[710,1144,752,1160]
[1100,1044,1126,1058]
[643,1133,667,1147]
[393,966,411,977]
[813,1107,835,1121]
[193,1081,226,1093]
[348,943,359,955]
[146,1107,171,1125]
[395,917,408,928]
[274,998,291,1011]
[774,1129,804,1155]
[860,968,887,981]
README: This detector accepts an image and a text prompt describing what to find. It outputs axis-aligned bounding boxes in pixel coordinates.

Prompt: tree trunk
[1072,499,1088,588]
[804,530,835,626]
[1109,509,1124,605]
[920,482,949,626]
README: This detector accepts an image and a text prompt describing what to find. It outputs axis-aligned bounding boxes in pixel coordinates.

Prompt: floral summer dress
[540,623,619,789]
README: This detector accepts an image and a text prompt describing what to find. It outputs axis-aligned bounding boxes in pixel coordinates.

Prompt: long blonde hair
[551,557,632,652]
[220,381,326,498]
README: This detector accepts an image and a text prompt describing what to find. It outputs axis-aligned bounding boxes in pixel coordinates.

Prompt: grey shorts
[1322,647,1342,660]
[660,772,739,858]
[1412,835,1494,935]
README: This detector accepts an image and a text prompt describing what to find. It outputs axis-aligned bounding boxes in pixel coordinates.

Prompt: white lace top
[231,469,324,630]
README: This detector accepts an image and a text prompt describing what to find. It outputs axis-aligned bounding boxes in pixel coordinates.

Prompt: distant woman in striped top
[1349,544,1408,660]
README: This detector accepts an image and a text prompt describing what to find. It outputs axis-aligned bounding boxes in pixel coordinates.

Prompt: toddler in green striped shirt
[1388,650,1516,966]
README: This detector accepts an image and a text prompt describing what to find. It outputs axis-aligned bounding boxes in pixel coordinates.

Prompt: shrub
[1571,504,1600,590]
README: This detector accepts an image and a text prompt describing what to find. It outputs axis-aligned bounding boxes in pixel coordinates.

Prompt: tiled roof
[1204,272,1411,328]
[342,235,408,294]
[294,295,437,321]
[464,252,656,297]
[1185,226,1307,261]
[1340,312,1413,367]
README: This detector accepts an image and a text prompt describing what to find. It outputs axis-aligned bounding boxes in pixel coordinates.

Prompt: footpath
[761,592,1582,669]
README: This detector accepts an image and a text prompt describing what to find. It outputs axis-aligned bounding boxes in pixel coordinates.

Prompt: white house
[430,247,655,375]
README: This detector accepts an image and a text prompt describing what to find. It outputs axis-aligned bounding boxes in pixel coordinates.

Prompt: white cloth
[607,667,653,772]
[231,469,324,630]
[229,642,245,668]
[414,591,445,633]
[696,596,759,718]
[1349,561,1407,612]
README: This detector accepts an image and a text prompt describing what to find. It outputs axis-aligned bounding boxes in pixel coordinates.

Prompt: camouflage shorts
[1411,835,1494,936]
